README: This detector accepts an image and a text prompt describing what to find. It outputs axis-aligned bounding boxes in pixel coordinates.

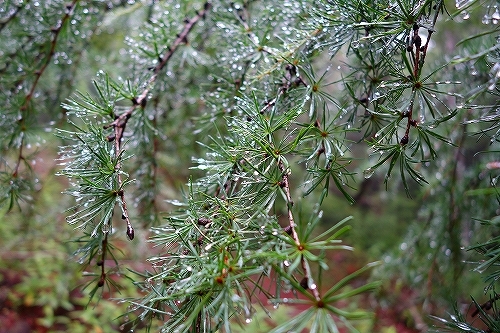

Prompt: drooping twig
[105,2,212,130]
[12,0,79,177]
[103,2,212,240]
[97,233,108,287]
[278,159,321,301]
[400,3,442,145]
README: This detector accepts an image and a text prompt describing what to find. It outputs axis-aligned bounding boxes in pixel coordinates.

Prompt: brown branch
[103,2,212,240]
[400,4,442,146]
[13,0,79,177]
[105,2,212,131]
[97,233,108,287]
[278,159,321,301]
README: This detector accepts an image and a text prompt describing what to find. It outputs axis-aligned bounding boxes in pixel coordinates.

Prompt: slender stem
[278,159,321,301]
[98,233,108,287]
[401,3,442,145]
[104,2,212,239]
[12,0,79,177]
[105,2,212,130]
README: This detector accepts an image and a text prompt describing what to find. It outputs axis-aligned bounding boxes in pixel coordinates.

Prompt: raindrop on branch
[363,168,374,179]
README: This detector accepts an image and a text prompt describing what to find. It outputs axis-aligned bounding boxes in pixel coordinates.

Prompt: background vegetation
[0,0,499,332]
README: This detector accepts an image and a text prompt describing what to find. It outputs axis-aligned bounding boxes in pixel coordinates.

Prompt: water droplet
[493,9,500,21]
[363,168,374,179]
[102,223,110,234]
[351,40,360,48]
[284,260,290,267]
[462,11,470,20]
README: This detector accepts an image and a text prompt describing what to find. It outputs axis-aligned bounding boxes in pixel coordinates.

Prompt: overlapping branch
[103,2,212,240]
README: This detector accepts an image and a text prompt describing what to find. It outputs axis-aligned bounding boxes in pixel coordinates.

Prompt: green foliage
[1,0,499,332]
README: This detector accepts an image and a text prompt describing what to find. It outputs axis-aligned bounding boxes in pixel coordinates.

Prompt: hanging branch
[401,2,443,145]
[105,1,212,130]
[278,159,321,301]
[12,0,79,177]
[103,2,212,240]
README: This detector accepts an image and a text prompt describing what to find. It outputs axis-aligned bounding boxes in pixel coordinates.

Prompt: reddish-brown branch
[13,0,79,177]
[104,2,212,239]
[98,233,108,287]
[278,159,321,301]
[105,2,212,131]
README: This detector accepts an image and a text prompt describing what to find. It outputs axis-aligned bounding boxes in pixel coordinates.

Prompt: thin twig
[104,2,212,240]
[13,0,79,177]
[278,159,321,301]
[98,233,108,287]
[401,3,442,145]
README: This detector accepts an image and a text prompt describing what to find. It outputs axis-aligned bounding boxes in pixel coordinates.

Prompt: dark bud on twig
[140,98,147,108]
[283,225,293,235]
[106,134,115,142]
[126,225,135,240]
[400,134,409,145]
[96,260,104,266]
[98,274,106,287]
[300,277,309,289]
[414,35,421,49]
[198,217,212,226]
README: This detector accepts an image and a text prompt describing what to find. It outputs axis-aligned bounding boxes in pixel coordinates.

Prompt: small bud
[414,35,421,49]
[400,134,409,145]
[283,225,293,235]
[96,260,104,266]
[300,277,308,289]
[126,225,134,240]
[98,274,106,287]
[197,217,212,226]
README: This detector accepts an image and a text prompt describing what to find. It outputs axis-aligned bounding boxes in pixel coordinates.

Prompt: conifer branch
[278,159,321,301]
[103,2,212,239]
[105,1,212,131]
[12,0,79,177]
